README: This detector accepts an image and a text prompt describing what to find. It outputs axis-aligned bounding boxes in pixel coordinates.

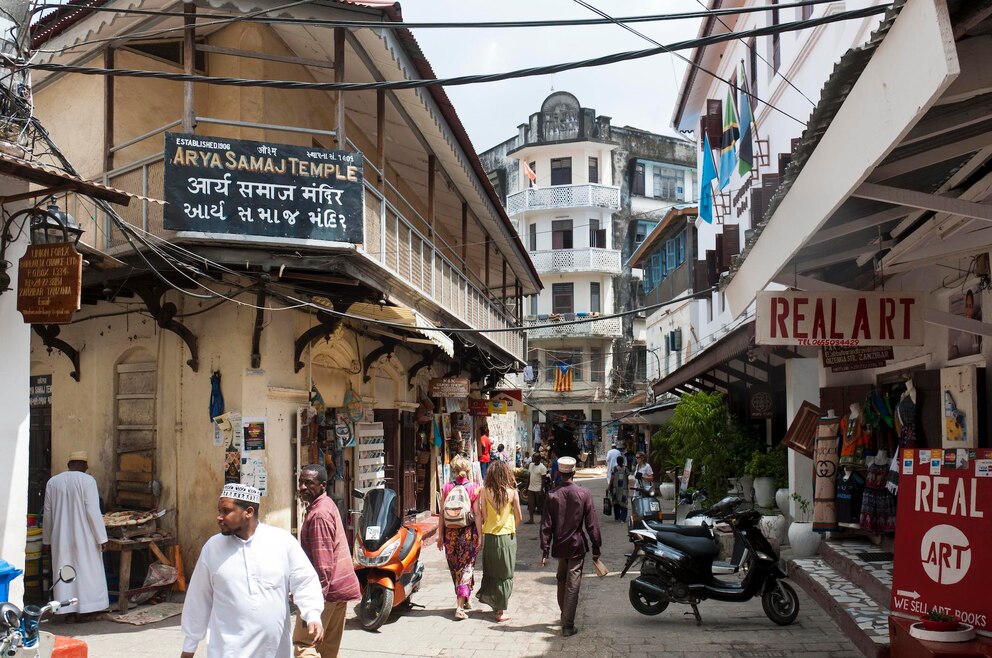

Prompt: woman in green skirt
[474,459,521,622]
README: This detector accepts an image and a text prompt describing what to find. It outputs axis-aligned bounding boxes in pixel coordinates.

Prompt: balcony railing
[97,118,524,361]
[529,248,621,274]
[506,183,620,215]
[525,315,621,340]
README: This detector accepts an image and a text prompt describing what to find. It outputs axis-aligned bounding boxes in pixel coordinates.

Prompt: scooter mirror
[352,488,366,500]
[0,602,20,629]
[57,565,76,585]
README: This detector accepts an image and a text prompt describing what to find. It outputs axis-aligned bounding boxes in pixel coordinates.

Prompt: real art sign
[755,291,924,347]
[891,448,992,632]
[163,132,364,242]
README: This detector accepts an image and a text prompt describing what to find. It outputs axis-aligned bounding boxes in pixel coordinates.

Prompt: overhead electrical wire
[21,5,892,107]
[27,0,860,32]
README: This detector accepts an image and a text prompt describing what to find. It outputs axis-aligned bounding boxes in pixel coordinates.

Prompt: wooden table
[105,535,176,613]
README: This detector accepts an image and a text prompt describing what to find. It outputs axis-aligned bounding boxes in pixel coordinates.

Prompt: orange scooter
[352,487,424,631]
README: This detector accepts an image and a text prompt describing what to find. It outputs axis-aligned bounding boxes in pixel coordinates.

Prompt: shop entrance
[27,374,52,516]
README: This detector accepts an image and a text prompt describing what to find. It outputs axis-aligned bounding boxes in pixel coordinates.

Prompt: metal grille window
[552,282,574,314]
[588,156,599,184]
[590,282,601,313]
[652,167,684,200]
[552,219,573,249]
[551,157,573,186]
[589,219,603,248]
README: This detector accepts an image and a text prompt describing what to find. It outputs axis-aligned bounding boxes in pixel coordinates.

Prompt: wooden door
[114,362,157,509]
[400,411,417,513]
[374,409,400,490]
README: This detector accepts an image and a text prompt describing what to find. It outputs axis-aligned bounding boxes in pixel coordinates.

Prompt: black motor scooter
[620,495,799,626]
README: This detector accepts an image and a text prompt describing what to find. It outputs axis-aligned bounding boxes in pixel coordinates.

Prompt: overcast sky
[397,0,704,152]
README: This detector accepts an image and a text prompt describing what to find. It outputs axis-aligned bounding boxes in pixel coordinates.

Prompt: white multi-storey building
[481,92,694,448]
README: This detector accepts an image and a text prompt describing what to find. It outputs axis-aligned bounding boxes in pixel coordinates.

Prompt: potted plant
[745,445,786,509]
[650,424,680,501]
[787,493,821,557]
[922,609,959,632]
[727,427,762,501]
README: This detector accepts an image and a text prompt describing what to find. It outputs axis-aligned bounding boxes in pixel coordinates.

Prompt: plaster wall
[529,271,614,316]
[523,209,615,252]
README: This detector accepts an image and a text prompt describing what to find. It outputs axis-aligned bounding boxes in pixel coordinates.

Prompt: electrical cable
[21,5,892,109]
[27,0,860,33]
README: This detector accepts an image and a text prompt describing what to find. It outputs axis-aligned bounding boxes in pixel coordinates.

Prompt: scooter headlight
[356,537,400,566]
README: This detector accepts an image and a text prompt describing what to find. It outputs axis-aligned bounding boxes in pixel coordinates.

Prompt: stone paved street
[54,476,862,657]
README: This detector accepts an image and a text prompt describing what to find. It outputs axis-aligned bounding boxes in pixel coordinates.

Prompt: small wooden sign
[16,242,82,324]
[429,376,469,399]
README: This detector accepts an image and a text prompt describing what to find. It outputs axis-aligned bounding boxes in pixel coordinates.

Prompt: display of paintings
[948,288,983,360]
[940,365,978,448]
[441,414,452,441]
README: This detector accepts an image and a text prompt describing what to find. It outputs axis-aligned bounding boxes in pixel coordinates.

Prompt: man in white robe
[180,483,325,658]
[42,451,109,617]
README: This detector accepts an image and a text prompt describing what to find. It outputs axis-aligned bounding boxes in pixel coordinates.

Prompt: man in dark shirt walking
[295,464,361,657]
[540,456,602,637]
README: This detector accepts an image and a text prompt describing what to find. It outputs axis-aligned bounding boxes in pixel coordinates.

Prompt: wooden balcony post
[515,279,522,325]
[427,154,436,240]
[501,257,507,302]
[334,27,346,150]
[182,4,195,133]
[376,89,385,191]
[104,47,114,173]
[460,202,468,267]
[484,236,490,289]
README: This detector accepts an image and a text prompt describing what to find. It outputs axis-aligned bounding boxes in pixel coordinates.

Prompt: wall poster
[947,288,983,360]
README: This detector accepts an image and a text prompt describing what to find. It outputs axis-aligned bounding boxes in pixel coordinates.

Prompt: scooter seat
[655,532,720,558]
[644,520,712,538]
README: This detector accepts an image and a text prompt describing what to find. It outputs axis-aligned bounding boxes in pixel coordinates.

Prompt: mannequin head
[849,402,862,419]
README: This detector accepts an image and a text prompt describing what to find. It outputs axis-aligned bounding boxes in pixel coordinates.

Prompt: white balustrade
[524,316,622,340]
[506,183,620,215]
[528,248,621,274]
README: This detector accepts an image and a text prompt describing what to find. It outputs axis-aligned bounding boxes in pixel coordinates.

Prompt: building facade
[24,0,540,571]
[480,92,694,454]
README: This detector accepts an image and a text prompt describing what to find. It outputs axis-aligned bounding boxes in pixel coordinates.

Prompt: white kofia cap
[220,483,261,504]
[558,456,577,473]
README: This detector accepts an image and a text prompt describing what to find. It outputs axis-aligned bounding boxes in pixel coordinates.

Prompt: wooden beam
[903,93,992,147]
[485,236,491,288]
[196,44,334,69]
[713,362,765,386]
[427,154,436,240]
[334,27,346,150]
[461,202,468,266]
[939,34,992,105]
[805,205,912,247]
[515,279,522,325]
[869,127,992,181]
[182,3,195,133]
[104,47,114,174]
[954,2,992,39]
[853,182,992,223]
[501,257,507,301]
[376,89,385,191]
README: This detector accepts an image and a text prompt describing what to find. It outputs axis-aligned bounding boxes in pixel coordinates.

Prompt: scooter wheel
[762,580,800,626]
[628,582,669,616]
[358,584,394,631]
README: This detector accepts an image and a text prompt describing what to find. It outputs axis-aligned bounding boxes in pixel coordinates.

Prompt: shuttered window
[115,362,157,509]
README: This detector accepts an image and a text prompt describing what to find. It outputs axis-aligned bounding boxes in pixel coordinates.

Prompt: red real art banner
[891,448,992,632]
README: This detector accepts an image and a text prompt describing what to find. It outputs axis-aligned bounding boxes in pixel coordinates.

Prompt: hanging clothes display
[813,416,840,534]
[835,469,866,525]
[838,412,871,469]
[860,461,897,533]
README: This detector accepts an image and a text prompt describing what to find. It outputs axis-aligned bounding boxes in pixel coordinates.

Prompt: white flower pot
[727,477,740,495]
[739,474,755,502]
[759,513,787,544]
[753,476,776,509]
[775,488,790,517]
[659,482,676,501]
[788,521,821,558]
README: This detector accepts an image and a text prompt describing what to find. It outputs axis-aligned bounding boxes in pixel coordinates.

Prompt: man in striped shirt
[294,465,360,657]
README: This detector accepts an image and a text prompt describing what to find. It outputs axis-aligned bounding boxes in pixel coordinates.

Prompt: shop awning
[346,302,455,357]
[652,320,754,397]
[724,0,963,317]
[0,147,150,206]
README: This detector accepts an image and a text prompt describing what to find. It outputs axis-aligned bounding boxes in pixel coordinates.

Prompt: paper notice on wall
[242,417,266,451]
[224,449,241,483]
[214,411,243,450]
[240,455,268,496]
[976,459,992,478]
[902,449,914,475]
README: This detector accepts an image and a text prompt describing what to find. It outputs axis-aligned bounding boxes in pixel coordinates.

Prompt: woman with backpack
[474,460,521,623]
[437,455,481,620]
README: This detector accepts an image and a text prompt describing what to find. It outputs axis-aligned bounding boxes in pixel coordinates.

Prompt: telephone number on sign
[797,338,861,346]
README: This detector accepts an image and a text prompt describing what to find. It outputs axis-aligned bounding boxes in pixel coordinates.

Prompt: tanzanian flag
[718,86,739,190]
[738,70,754,176]
[553,362,573,392]
[699,134,718,224]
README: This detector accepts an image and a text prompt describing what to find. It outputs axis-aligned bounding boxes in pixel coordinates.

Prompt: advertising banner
[755,291,924,347]
[164,133,364,242]
[891,448,992,633]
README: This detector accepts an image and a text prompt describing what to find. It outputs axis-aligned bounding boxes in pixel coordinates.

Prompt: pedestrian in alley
[540,456,602,637]
[634,451,654,483]
[478,423,492,478]
[294,465,360,657]
[605,443,622,478]
[42,451,109,621]
[526,452,547,524]
[437,455,481,620]
[608,455,631,523]
[180,483,325,658]
[475,460,521,623]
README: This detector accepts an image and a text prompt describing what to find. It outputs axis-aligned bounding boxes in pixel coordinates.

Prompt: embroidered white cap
[220,483,261,504]
[558,456,577,473]
[67,451,89,462]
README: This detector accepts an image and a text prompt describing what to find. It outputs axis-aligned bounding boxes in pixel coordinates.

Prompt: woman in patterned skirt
[860,460,896,533]
[437,455,481,619]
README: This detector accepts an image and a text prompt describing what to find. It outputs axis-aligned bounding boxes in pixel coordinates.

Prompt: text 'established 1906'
[163,133,365,243]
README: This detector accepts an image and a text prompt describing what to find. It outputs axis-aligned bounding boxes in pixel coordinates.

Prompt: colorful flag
[522,160,537,186]
[718,86,739,190]
[738,68,754,176]
[553,361,573,392]
[699,134,718,224]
